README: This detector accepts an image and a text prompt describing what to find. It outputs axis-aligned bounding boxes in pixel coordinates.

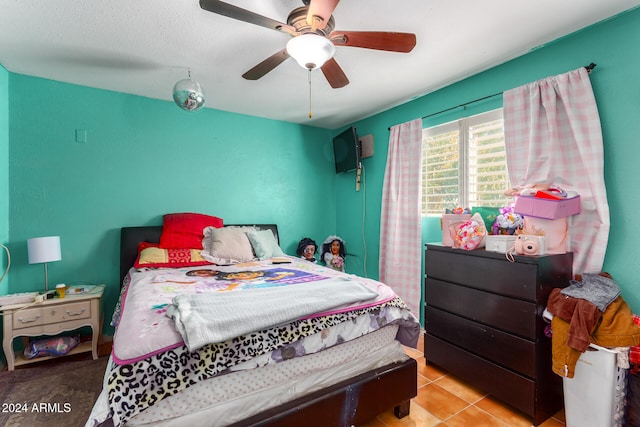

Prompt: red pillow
[159,213,223,249]
[134,242,212,268]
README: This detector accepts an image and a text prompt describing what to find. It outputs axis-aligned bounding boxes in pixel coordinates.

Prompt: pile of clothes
[546,273,639,378]
[545,273,640,426]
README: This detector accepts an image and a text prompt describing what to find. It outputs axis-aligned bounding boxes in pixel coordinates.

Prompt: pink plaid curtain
[379,118,423,314]
[504,67,609,274]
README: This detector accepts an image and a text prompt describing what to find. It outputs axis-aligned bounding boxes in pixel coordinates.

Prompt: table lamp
[27,236,62,292]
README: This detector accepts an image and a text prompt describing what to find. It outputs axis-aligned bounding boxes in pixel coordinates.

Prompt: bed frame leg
[394,400,411,419]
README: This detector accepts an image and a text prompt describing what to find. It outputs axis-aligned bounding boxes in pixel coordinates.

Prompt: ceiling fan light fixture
[173,70,205,112]
[286,34,335,70]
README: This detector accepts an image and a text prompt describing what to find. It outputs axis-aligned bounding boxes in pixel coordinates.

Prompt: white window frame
[421,108,510,216]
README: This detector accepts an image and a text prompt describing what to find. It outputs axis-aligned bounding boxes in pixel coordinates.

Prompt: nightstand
[1,285,104,371]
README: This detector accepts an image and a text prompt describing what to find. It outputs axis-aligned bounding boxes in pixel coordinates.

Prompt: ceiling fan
[199,0,417,88]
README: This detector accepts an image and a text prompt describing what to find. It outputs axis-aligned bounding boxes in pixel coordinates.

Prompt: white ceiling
[1,0,639,129]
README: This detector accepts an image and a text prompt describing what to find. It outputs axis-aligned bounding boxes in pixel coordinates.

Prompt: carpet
[0,354,109,427]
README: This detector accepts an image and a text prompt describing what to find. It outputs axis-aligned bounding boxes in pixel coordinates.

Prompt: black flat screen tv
[332,126,360,174]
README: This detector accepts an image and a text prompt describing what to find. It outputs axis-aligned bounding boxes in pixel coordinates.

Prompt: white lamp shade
[27,236,62,264]
[286,34,336,70]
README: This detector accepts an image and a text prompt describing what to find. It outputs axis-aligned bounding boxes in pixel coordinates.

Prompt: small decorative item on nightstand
[56,283,66,298]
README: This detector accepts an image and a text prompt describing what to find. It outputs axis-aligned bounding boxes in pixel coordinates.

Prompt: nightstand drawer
[43,301,91,323]
[13,307,45,329]
[12,300,92,330]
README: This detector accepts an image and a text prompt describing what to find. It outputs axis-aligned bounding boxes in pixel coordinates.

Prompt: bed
[87,219,419,427]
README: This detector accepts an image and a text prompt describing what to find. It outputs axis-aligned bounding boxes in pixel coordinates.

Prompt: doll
[296,237,318,263]
[321,235,345,272]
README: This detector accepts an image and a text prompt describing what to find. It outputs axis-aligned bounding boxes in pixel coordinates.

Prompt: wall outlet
[75,129,87,143]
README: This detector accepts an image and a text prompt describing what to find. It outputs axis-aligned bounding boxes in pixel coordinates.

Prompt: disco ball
[173,78,205,112]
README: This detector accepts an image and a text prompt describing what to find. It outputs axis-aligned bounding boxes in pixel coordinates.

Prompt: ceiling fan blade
[321,58,349,89]
[242,49,290,80]
[199,0,296,35]
[330,31,416,53]
[307,0,340,31]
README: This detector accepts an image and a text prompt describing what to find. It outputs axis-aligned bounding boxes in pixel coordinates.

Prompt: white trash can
[563,344,627,427]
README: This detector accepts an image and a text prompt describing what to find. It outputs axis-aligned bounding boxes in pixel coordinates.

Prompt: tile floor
[362,334,567,427]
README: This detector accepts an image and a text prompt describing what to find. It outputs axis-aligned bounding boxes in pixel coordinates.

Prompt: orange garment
[551,295,640,378]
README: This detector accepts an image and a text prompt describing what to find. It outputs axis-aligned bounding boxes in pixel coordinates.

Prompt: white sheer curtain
[379,118,423,314]
[503,67,609,274]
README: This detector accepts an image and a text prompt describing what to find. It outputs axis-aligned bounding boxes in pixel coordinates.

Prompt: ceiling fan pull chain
[308,69,313,119]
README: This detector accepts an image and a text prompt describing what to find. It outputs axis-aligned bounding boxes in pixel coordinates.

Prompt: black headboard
[120,224,279,286]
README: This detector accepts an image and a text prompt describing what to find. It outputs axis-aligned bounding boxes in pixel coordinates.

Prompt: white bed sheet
[90,325,407,427]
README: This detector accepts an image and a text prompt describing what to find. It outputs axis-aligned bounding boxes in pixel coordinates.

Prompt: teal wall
[3,7,640,351]
[0,65,8,294]
[336,7,640,314]
[6,75,335,335]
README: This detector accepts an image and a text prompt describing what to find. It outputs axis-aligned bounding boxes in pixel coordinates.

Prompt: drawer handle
[18,314,40,324]
[66,308,86,316]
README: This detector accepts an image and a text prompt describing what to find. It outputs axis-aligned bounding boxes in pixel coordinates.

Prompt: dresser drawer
[13,307,45,329]
[425,246,572,302]
[425,248,538,300]
[426,278,537,339]
[424,333,538,420]
[43,301,91,323]
[425,307,535,377]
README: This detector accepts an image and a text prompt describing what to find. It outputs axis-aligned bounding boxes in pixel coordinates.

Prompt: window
[421,109,510,215]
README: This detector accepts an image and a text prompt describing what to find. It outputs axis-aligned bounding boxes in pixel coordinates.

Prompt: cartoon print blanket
[168,276,378,351]
[112,258,396,364]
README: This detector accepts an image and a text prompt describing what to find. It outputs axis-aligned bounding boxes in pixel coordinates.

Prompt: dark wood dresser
[424,244,573,425]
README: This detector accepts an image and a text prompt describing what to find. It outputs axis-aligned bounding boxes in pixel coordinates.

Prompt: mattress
[127,325,407,426]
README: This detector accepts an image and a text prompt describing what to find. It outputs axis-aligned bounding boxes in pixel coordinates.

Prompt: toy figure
[321,235,345,272]
[296,237,318,263]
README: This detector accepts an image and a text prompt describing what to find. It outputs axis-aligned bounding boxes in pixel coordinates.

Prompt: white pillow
[247,229,285,260]
[201,226,256,264]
